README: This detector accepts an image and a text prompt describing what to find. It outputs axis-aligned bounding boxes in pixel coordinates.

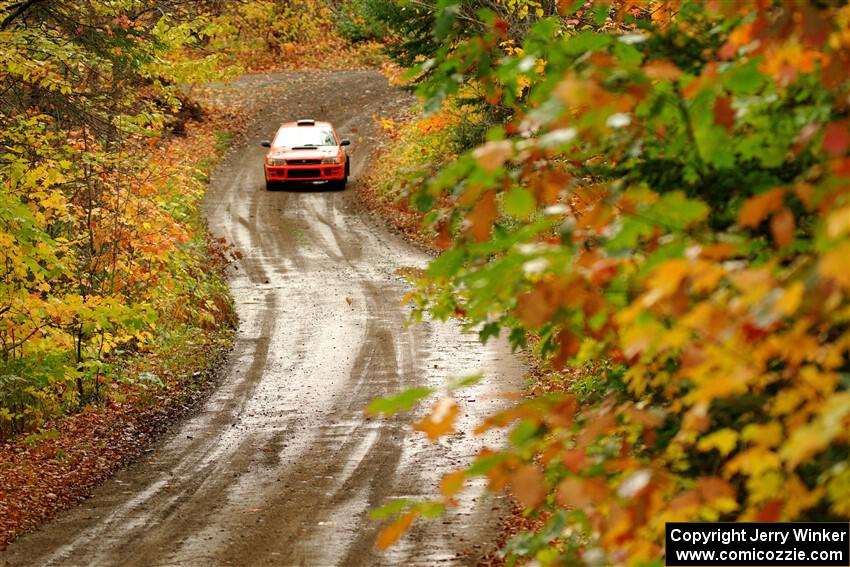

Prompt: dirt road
[1,70,523,566]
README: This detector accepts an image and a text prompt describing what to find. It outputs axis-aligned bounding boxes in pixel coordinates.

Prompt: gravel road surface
[1,70,523,567]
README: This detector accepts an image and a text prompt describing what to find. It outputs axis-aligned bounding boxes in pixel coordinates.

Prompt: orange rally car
[261,119,350,190]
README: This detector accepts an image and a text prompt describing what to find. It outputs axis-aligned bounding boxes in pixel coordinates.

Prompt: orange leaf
[590,259,618,287]
[770,207,795,248]
[544,396,577,429]
[713,96,735,132]
[624,407,664,429]
[551,328,581,369]
[473,140,512,173]
[375,511,417,550]
[414,398,459,442]
[441,470,466,500]
[516,278,573,326]
[756,500,783,522]
[556,477,609,510]
[515,287,556,328]
[466,191,498,243]
[738,188,785,227]
[540,170,570,204]
[435,220,453,249]
[644,60,682,81]
[823,121,849,157]
[560,449,587,473]
[509,464,546,508]
[695,476,736,503]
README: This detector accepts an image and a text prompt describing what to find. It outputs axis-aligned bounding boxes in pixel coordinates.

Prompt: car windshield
[272,127,336,148]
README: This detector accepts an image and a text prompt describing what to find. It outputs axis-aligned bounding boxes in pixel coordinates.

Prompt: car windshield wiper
[292,145,318,150]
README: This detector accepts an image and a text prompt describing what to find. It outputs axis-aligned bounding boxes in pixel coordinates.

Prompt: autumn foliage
[365,0,850,564]
[202,0,385,71]
[0,0,370,437]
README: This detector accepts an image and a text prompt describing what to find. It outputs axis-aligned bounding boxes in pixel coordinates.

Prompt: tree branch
[1,0,45,30]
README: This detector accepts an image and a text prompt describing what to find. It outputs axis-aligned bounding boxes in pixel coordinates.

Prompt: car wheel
[335,162,349,191]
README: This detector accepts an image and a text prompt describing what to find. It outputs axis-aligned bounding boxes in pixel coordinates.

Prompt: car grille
[289,168,321,178]
[288,159,321,165]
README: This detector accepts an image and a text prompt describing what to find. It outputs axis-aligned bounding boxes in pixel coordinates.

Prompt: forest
[1,1,848,565]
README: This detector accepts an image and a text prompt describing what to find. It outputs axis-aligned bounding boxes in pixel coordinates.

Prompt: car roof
[278,120,333,129]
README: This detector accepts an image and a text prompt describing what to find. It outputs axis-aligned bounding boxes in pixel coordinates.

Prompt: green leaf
[369,498,411,520]
[415,501,446,518]
[613,42,643,67]
[467,452,509,476]
[479,322,501,343]
[605,216,653,251]
[427,248,466,279]
[366,387,433,416]
[649,191,709,230]
[449,372,483,390]
[503,188,536,219]
[510,419,539,450]
[564,31,612,55]
[723,59,765,95]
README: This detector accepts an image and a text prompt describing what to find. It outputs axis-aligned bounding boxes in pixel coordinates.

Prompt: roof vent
[296,119,315,126]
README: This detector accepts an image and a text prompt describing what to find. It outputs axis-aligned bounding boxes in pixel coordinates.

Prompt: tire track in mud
[1,70,524,567]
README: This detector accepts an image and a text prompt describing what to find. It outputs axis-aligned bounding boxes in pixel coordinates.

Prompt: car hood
[266,146,339,160]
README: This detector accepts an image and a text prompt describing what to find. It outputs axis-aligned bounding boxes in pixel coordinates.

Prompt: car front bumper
[265,164,345,182]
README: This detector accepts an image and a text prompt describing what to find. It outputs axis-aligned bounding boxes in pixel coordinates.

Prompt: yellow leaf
[747,470,784,504]
[826,467,850,517]
[725,447,782,478]
[818,241,850,289]
[780,392,850,469]
[697,429,738,456]
[742,422,783,448]
[780,424,826,471]
[799,365,838,395]
[784,474,823,519]
[775,281,804,316]
[646,259,689,296]
[690,261,725,293]
[826,205,850,239]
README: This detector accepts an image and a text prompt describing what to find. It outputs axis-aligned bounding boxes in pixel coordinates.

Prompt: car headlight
[267,158,287,166]
[321,156,342,164]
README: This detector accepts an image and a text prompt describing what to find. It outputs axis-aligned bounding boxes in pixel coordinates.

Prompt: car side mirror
[340,139,351,147]
[261,141,271,148]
